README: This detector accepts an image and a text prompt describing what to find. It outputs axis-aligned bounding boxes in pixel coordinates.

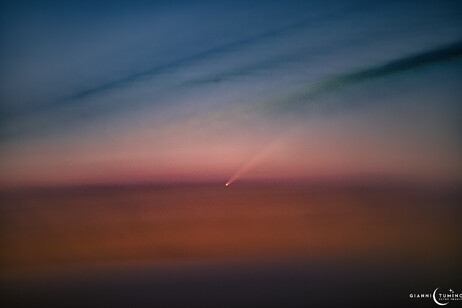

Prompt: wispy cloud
[263,40,462,114]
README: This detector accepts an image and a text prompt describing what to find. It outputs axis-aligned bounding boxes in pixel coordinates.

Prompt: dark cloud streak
[270,40,462,113]
[0,1,364,121]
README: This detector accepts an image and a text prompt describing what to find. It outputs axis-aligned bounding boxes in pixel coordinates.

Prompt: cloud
[263,40,462,114]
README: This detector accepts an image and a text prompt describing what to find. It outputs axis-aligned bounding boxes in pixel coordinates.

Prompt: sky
[1,0,462,187]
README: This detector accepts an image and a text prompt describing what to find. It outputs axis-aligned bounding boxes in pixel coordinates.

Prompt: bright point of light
[225,183,229,186]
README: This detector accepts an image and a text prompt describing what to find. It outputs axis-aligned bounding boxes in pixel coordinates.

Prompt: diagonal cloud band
[265,40,462,114]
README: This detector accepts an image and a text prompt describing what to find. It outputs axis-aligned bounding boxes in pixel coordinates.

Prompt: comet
[225,134,288,186]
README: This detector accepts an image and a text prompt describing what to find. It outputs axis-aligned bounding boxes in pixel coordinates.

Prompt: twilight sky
[1,0,462,187]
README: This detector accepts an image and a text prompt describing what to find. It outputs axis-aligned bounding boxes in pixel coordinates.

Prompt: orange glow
[1,184,460,277]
